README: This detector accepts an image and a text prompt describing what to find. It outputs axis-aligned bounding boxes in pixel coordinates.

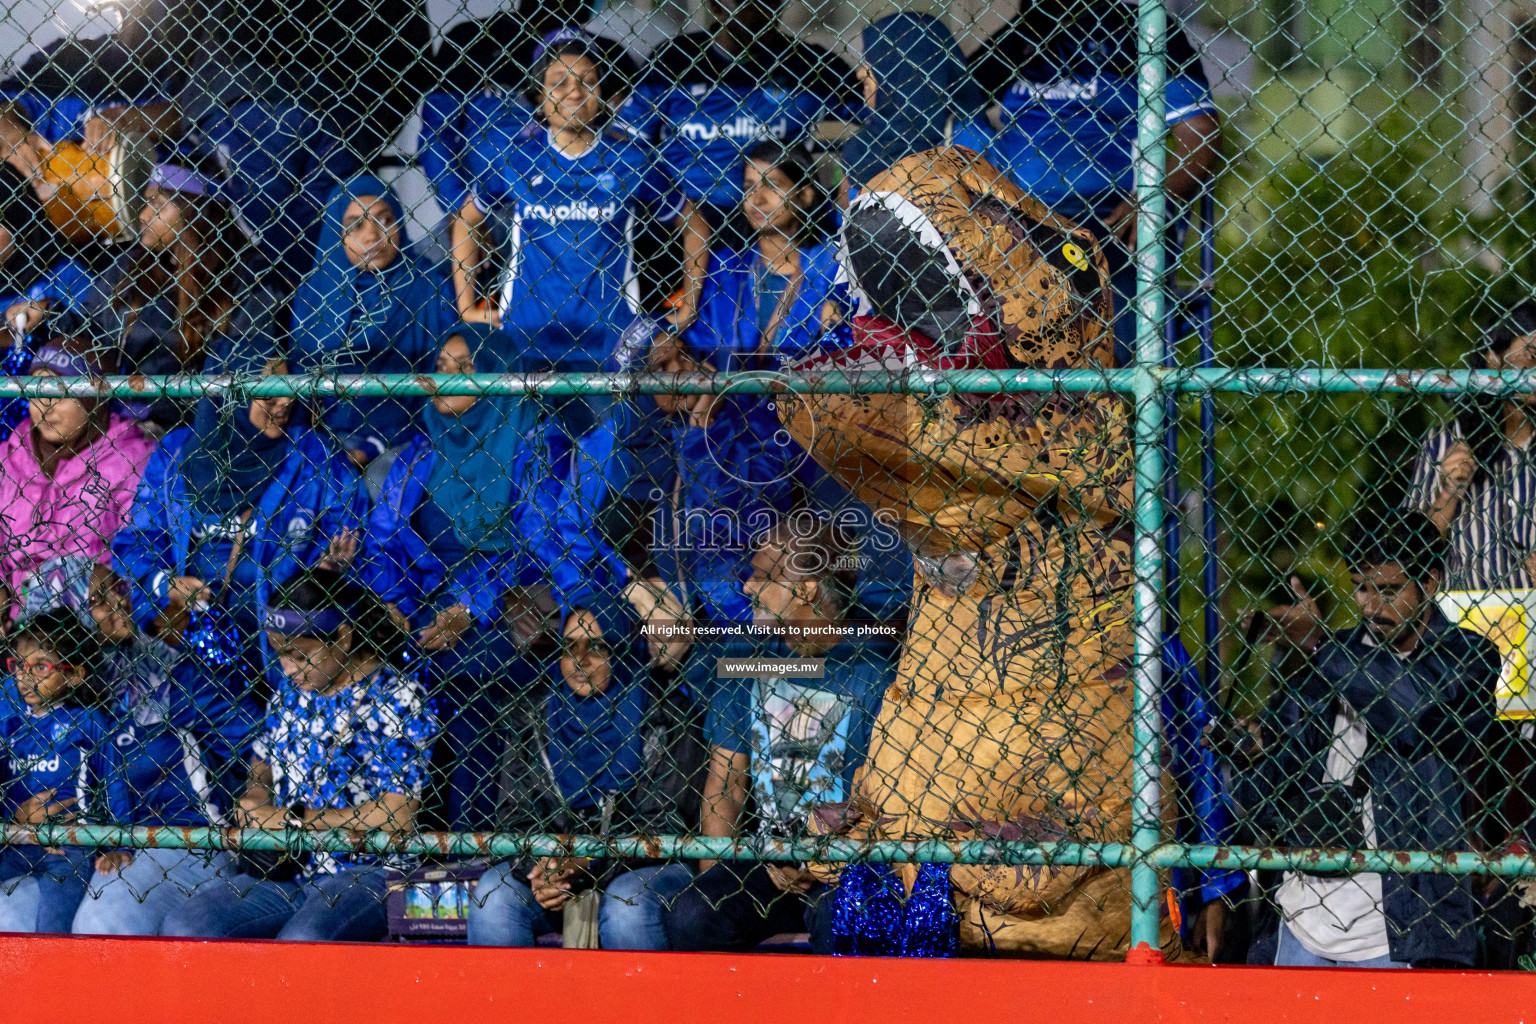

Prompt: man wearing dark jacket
[1226,511,1498,968]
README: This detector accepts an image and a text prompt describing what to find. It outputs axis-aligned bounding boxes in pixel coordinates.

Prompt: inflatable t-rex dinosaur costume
[784,148,1175,958]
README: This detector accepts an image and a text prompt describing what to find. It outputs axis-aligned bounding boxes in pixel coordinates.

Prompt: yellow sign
[1435,591,1536,720]
[1061,242,1090,272]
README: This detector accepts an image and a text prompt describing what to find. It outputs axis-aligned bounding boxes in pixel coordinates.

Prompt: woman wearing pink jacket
[0,335,155,623]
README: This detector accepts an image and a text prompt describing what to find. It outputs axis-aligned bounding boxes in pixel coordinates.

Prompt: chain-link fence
[1,0,1535,969]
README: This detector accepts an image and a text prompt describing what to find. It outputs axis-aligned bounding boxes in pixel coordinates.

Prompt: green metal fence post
[1131,0,1172,960]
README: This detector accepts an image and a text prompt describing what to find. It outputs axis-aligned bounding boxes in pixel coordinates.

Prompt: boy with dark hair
[1218,510,1498,968]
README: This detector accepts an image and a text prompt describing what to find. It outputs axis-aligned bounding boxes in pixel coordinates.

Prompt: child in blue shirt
[0,606,131,933]
[6,558,263,936]
[449,28,710,438]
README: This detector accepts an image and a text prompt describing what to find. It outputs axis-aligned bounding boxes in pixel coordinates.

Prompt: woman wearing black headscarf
[840,12,983,196]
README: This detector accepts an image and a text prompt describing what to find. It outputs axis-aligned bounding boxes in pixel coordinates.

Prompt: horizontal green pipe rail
[7,367,1536,400]
[2,824,1128,866]
[9,826,1536,877]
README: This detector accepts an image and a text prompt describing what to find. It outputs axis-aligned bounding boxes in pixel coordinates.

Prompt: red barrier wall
[4,935,1535,1024]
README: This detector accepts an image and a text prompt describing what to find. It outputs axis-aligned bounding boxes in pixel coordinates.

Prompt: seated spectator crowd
[4,0,1516,974]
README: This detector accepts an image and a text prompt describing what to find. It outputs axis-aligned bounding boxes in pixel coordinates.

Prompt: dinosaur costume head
[782,147,1130,560]
[785,149,1180,960]
[840,147,1113,370]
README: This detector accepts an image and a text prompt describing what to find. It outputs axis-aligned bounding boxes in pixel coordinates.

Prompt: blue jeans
[1274,922,1412,969]
[160,868,389,942]
[467,861,557,946]
[72,849,232,936]
[601,864,694,951]
[0,846,93,933]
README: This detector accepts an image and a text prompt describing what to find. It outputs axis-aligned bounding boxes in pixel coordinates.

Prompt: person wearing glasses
[467,596,703,949]
[8,557,260,936]
[0,606,131,932]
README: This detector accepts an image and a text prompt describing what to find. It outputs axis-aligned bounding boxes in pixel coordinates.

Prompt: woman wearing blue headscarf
[291,175,455,485]
[360,323,588,638]
[360,323,627,830]
[467,595,703,948]
[112,341,367,682]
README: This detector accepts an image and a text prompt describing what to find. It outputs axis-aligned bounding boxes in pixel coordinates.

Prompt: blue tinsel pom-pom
[830,862,957,958]
[0,338,33,434]
[902,863,960,958]
[187,604,242,669]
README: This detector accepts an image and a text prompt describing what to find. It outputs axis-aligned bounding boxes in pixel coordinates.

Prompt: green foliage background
[1173,98,1536,693]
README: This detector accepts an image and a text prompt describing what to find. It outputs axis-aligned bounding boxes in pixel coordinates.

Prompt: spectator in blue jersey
[628,0,858,249]
[0,606,131,933]
[111,346,366,686]
[161,568,439,942]
[0,162,92,434]
[7,557,260,936]
[468,596,703,948]
[420,11,639,261]
[83,164,273,431]
[291,175,455,485]
[589,141,841,590]
[960,2,1222,364]
[649,517,892,953]
[450,28,710,436]
[840,12,984,195]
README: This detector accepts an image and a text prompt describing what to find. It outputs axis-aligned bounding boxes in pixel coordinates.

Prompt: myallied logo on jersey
[11,752,60,774]
[521,200,620,225]
[1013,77,1101,103]
[677,115,789,143]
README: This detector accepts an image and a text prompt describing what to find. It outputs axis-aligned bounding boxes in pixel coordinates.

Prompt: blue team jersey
[473,125,683,353]
[103,643,261,828]
[955,74,1214,222]
[0,692,131,824]
[963,10,1216,223]
[631,30,857,208]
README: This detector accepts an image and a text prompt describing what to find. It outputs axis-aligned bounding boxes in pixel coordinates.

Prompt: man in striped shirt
[1403,305,1536,590]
